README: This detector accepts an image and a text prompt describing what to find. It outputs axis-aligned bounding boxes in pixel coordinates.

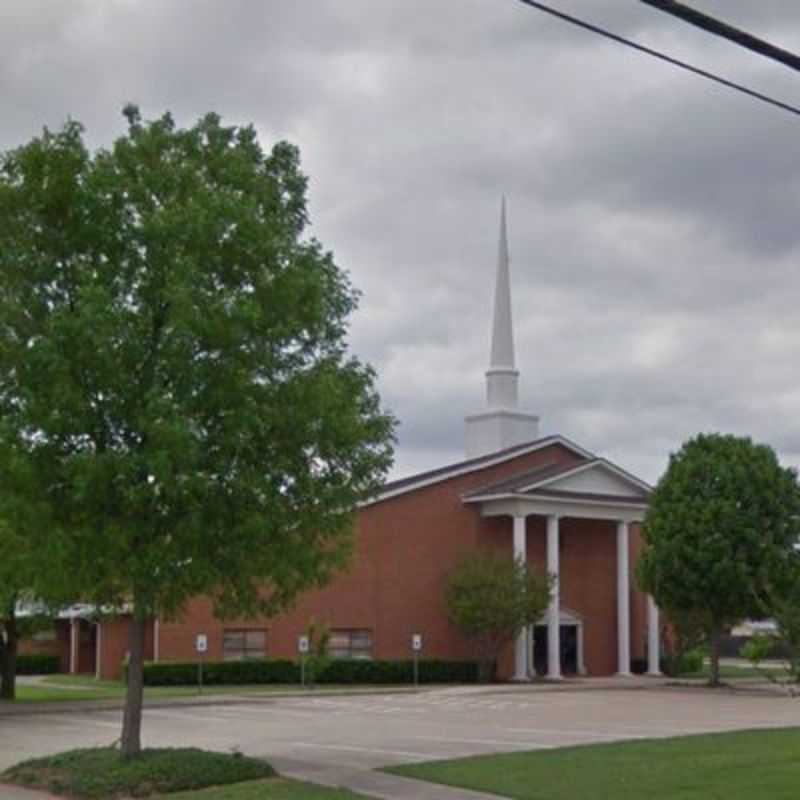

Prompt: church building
[24,202,662,681]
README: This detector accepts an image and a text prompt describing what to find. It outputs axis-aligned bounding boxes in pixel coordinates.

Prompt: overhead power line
[511,0,800,119]
[640,0,800,74]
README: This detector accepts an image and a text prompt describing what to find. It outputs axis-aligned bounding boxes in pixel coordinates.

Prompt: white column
[647,596,661,676]
[69,618,79,675]
[512,514,529,681]
[616,521,631,676]
[577,622,586,676]
[546,514,561,680]
[95,623,102,680]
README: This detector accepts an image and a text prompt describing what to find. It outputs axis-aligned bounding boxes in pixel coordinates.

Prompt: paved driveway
[2,685,799,794]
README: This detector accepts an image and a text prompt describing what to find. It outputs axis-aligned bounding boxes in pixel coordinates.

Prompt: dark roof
[378,435,579,496]
[523,487,649,505]
[462,461,585,499]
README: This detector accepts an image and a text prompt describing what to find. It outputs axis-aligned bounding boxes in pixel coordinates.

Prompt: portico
[464,458,659,679]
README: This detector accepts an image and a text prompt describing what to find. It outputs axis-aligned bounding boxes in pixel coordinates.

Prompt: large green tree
[638,433,800,686]
[0,108,395,755]
[445,552,551,681]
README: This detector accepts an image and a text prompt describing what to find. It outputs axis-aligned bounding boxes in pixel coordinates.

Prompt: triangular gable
[523,459,650,498]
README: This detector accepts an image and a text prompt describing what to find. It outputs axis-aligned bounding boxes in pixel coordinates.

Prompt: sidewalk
[0,785,61,800]
[272,756,505,800]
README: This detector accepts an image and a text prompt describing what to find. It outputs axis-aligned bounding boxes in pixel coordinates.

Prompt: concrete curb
[0,784,62,800]
[0,686,431,718]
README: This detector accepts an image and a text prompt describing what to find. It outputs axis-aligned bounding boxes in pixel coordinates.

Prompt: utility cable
[512,0,800,119]
[640,1,800,74]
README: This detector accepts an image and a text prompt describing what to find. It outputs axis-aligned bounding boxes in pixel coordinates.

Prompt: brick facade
[150,441,647,680]
[21,441,649,680]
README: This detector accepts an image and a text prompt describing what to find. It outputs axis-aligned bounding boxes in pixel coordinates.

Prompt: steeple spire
[486,197,519,409]
[464,198,540,458]
[490,196,515,371]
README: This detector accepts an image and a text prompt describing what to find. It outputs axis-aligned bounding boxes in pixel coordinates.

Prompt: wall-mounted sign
[195,633,208,654]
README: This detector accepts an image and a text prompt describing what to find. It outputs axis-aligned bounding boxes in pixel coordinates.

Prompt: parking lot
[2,685,800,789]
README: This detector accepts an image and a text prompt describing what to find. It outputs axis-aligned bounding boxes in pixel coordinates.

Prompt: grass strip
[388,727,800,800]
[165,777,367,798]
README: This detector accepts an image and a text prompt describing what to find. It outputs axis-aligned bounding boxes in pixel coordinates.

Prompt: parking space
[2,686,800,776]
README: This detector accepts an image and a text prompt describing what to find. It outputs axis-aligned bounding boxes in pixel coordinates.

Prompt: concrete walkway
[272,756,504,799]
[0,785,61,800]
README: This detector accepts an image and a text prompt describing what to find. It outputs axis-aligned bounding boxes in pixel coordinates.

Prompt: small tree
[303,617,331,687]
[638,433,800,686]
[445,552,551,681]
[0,109,395,754]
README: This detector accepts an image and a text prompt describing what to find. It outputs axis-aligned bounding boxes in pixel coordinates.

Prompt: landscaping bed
[387,727,800,800]
[2,747,275,799]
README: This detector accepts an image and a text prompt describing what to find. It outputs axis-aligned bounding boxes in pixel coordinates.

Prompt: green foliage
[0,108,395,744]
[637,433,800,684]
[139,658,480,686]
[303,617,331,686]
[2,747,274,799]
[659,607,708,677]
[0,107,395,621]
[14,654,60,675]
[445,552,551,680]
[743,572,800,689]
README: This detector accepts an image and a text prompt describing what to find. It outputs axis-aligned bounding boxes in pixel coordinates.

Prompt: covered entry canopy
[464,457,659,680]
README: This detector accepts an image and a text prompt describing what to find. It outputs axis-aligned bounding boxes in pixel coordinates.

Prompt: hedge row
[16,654,60,675]
[141,657,480,686]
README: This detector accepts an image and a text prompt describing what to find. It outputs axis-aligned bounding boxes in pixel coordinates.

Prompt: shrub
[15,654,60,675]
[140,657,480,686]
[3,747,274,799]
[141,659,299,686]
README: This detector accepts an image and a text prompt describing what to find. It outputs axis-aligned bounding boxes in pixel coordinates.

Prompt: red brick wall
[98,617,155,680]
[153,442,649,678]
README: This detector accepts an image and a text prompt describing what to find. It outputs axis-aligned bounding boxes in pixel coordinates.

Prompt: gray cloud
[3,0,799,483]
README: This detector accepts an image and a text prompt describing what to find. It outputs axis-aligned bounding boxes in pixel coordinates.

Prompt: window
[223,629,267,660]
[328,629,372,660]
[32,628,56,643]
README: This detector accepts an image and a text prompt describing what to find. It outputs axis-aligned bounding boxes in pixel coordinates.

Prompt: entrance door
[532,624,578,676]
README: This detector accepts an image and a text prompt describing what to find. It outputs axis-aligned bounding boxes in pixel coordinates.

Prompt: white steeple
[486,196,519,409]
[465,199,540,458]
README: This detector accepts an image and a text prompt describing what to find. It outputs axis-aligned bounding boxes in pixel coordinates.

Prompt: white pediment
[528,461,649,498]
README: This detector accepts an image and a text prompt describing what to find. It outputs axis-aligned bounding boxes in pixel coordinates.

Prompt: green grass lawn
[388,728,800,800]
[165,778,366,798]
[679,663,785,680]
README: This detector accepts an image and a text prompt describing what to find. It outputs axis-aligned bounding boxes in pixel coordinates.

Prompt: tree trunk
[709,625,722,687]
[0,613,19,701]
[120,614,146,758]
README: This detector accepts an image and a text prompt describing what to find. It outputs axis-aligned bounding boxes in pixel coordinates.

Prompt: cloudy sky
[3,1,800,483]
